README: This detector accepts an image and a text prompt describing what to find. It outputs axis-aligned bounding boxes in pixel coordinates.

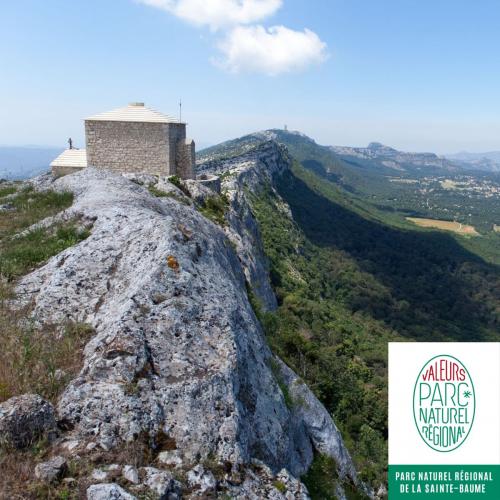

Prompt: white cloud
[138,0,282,30]
[136,0,328,75]
[216,25,328,76]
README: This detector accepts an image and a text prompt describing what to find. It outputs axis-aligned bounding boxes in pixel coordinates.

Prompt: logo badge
[413,354,475,452]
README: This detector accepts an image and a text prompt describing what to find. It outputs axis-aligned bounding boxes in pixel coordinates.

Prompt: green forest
[272,129,500,237]
[247,157,500,495]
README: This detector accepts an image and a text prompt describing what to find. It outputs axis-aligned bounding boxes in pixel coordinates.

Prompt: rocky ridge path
[7,141,367,498]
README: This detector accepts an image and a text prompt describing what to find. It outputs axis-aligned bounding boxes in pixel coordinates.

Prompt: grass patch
[406,217,479,236]
[198,194,229,226]
[0,186,94,403]
[0,187,73,238]
[0,185,17,198]
[0,291,95,403]
[0,184,98,496]
[148,185,169,198]
[0,224,91,281]
[148,185,190,205]
[0,440,52,499]
[0,431,161,499]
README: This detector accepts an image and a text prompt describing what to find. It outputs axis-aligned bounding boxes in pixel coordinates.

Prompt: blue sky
[1,0,499,153]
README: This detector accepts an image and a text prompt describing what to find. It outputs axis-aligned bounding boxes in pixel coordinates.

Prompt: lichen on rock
[0,394,57,449]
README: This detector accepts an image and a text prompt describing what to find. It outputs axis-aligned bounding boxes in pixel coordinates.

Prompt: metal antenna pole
[179,100,182,123]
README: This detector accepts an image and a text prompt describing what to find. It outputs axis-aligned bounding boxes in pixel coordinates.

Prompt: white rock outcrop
[87,483,137,500]
[16,141,365,497]
[34,456,67,482]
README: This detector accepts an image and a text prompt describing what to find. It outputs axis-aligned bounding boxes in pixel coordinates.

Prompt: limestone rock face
[275,357,364,490]
[190,142,284,311]
[224,461,310,500]
[0,394,56,449]
[219,141,289,312]
[122,465,140,485]
[87,483,137,500]
[34,456,67,482]
[141,467,181,499]
[187,464,216,494]
[17,139,364,496]
[18,168,311,475]
[184,179,219,204]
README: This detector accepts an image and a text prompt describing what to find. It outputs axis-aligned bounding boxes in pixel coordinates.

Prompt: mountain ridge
[1,129,498,498]
[445,151,500,172]
[1,143,369,498]
[198,129,499,494]
[200,130,500,175]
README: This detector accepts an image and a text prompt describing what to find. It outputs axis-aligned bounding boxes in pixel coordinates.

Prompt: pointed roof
[85,103,181,124]
[50,149,87,168]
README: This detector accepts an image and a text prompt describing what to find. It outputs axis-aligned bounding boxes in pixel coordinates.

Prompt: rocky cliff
[3,141,366,499]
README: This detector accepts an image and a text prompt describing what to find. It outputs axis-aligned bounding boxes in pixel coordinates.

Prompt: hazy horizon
[1,132,499,157]
[1,1,500,154]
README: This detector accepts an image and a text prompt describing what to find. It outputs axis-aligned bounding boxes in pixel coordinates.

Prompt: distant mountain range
[330,141,461,174]
[2,140,500,181]
[200,130,500,196]
[330,142,500,174]
[0,146,62,180]
[199,129,500,236]
[444,151,500,172]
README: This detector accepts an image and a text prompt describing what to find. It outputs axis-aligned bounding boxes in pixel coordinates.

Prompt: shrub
[269,358,294,410]
[0,294,94,404]
[148,185,169,198]
[302,454,339,500]
[199,194,229,226]
[168,175,191,196]
[148,185,190,205]
[273,480,287,493]
[302,454,366,500]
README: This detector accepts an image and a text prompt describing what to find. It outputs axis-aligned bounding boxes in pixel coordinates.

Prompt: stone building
[51,103,195,179]
[50,149,87,177]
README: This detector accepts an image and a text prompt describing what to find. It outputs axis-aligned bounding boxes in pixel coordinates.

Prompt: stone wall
[51,166,86,178]
[167,123,186,168]
[176,138,196,180]
[86,121,184,176]
[196,174,221,194]
[85,120,195,179]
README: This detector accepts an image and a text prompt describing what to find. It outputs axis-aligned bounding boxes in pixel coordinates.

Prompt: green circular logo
[413,354,475,452]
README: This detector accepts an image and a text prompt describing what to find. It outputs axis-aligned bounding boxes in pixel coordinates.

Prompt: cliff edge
[4,141,366,499]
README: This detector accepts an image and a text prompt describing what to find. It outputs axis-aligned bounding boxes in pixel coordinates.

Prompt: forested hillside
[199,133,500,495]
[273,130,500,238]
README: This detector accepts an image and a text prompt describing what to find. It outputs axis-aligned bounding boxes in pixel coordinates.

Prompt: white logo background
[389,342,500,465]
